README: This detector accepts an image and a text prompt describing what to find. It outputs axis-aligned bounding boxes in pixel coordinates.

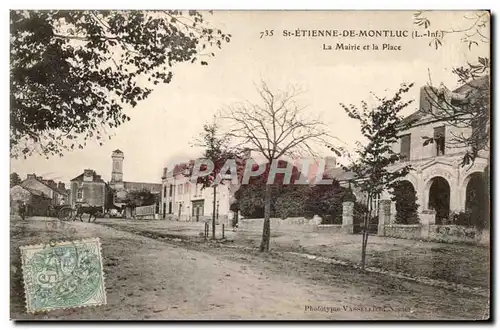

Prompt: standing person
[18,201,26,220]
[47,204,54,217]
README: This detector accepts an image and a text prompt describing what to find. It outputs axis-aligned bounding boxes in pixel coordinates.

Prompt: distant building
[108,149,162,210]
[20,174,69,206]
[161,160,237,222]
[10,185,52,216]
[69,169,107,208]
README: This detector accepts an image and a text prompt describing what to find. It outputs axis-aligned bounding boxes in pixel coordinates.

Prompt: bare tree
[220,81,338,252]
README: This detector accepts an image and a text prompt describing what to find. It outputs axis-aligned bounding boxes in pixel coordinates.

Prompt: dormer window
[434,126,446,156]
[400,134,411,161]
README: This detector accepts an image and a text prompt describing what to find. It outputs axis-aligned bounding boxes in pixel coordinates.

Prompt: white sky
[10,10,489,185]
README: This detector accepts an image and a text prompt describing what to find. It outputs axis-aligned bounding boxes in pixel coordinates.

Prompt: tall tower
[111,149,124,189]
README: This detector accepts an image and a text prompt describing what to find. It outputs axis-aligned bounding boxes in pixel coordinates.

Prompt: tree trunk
[361,194,372,271]
[212,185,217,240]
[259,184,272,252]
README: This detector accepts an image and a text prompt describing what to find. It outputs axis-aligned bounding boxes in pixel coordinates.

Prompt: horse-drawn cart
[57,203,104,222]
[57,204,77,221]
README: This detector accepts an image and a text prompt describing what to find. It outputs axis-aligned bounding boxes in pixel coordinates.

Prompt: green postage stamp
[20,237,106,313]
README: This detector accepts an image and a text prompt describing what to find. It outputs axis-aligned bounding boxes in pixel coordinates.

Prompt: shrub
[450,211,486,229]
[390,181,419,224]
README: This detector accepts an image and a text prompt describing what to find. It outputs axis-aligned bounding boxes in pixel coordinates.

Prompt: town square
[9,10,490,320]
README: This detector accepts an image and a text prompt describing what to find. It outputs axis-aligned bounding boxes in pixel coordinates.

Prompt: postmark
[20,237,106,313]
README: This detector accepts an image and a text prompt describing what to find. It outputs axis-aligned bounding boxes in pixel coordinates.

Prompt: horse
[75,205,103,223]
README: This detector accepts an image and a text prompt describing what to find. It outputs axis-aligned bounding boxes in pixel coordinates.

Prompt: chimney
[243,148,252,159]
[325,156,337,170]
[83,169,94,182]
[323,156,337,179]
[47,180,57,188]
[420,86,438,113]
[162,167,168,179]
[58,182,66,190]
[36,176,43,181]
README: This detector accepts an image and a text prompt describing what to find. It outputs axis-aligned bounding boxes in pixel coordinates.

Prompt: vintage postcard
[10,10,490,320]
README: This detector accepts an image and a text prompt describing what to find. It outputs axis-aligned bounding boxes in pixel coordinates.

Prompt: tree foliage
[304,181,352,224]
[413,11,489,50]
[234,160,303,219]
[189,116,242,189]
[124,189,157,208]
[390,181,419,225]
[10,10,231,158]
[10,172,22,187]
[338,83,415,269]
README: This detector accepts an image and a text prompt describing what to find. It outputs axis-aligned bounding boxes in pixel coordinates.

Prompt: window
[77,187,84,200]
[178,184,183,195]
[163,186,167,198]
[399,134,411,160]
[168,201,172,214]
[184,183,190,195]
[371,193,381,216]
[169,184,173,197]
[434,126,445,156]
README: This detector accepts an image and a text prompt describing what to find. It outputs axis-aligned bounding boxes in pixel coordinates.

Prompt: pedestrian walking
[18,201,26,220]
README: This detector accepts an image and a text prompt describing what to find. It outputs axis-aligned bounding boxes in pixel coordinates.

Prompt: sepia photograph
[9,9,491,320]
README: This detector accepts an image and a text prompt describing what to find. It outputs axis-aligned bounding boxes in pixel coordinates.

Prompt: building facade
[380,78,489,224]
[69,169,107,208]
[20,174,69,206]
[160,162,237,222]
[10,185,52,216]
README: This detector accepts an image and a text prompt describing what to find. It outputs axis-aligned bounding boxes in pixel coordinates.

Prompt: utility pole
[212,184,217,240]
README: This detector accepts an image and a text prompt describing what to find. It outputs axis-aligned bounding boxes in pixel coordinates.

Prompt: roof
[12,185,51,199]
[400,75,489,127]
[453,75,489,94]
[123,181,162,193]
[21,177,68,196]
[24,187,51,198]
[70,171,106,184]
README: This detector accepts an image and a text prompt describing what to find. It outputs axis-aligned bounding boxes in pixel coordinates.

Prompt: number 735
[260,30,274,38]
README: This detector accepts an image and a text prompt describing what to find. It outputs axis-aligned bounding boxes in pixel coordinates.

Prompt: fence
[135,204,157,220]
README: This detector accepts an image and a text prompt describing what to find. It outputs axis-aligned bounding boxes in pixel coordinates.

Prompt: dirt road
[10,217,490,320]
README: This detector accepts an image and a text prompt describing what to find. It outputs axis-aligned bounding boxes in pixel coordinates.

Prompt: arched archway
[465,172,487,228]
[392,180,419,224]
[427,176,450,224]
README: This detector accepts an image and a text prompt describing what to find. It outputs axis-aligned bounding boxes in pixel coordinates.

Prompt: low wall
[383,224,422,240]
[315,224,344,234]
[239,217,322,233]
[428,225,489,245]
[380,224,489,245]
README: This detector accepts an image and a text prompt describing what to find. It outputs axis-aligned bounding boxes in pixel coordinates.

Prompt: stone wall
[239,216,321,233]
[383,224,422,240]
[315,224,344,234]
[377,200,489,245]
[428,225,488,245]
